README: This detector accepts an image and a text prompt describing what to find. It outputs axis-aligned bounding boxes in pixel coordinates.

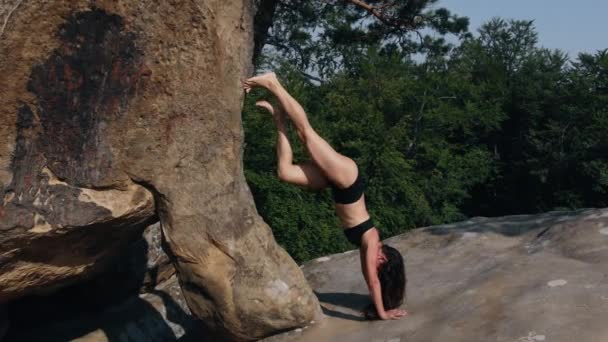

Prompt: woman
[243,72,407,320]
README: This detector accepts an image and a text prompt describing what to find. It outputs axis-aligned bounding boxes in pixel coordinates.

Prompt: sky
[437,0,608,58]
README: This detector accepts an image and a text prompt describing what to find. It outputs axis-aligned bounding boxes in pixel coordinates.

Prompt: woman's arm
[362,253,384,315]
[361,230,388,319]
[361,230,407,320]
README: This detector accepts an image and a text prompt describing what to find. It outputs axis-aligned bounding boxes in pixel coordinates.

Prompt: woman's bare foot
[255,100,285,124]
[243,72,278,93]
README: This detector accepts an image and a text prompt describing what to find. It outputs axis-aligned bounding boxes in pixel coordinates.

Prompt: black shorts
[331,172,365,204]
[344,218,375,246]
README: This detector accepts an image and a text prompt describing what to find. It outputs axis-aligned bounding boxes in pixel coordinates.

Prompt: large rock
[267,209,608,342]
[0,1,318,340]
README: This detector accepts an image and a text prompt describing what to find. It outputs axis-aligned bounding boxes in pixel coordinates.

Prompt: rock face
[0,1,318,340]
[6,275,200,342]
[138,222,176,291]
[267,209,608,342]
[80,222,176,296]
[5,223,183,341]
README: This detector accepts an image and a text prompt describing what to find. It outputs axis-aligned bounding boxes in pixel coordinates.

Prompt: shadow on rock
[5,222,201,341]
[314,291,368,322]
[425,209,588,237]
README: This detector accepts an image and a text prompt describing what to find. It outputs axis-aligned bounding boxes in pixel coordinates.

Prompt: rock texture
[0,167,156,302]
[267,209,608,342]
[83,222,175,295]
[5,223,181,342]
[138,222,176,291]
[6,275,200,342]
[0,1,318,340]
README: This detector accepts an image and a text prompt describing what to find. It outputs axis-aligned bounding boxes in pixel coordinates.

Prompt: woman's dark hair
[363,245,406,319]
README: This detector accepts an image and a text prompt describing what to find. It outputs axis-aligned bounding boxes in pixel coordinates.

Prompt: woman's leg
[246,74,358,188]
[256,101,328,190]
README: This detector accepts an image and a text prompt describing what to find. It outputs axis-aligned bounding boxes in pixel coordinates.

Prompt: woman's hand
[379,308,408,320]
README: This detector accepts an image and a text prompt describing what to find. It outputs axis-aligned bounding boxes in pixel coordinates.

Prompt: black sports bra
[331,173,365,204]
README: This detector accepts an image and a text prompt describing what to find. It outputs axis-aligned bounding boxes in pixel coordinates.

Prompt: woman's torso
[335,195,371,228]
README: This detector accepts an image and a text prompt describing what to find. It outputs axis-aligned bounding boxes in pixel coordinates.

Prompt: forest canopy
[244,0,608,262]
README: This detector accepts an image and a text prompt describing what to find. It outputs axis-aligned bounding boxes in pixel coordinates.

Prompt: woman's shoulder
[360,227,381,249]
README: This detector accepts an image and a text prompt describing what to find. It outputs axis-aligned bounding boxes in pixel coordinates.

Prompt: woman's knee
[277,166,289,182]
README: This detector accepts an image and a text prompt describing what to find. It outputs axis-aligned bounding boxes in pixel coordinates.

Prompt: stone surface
[4,224,179,342]
[139,222,175,290]
[0,0,157,303]
[5,275,201,342]
[0,171,156,302]
[1,1,318,340]
[96,221,175,294]
[266,209,608,342]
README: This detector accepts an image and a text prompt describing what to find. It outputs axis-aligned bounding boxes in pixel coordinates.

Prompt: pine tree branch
[299,70,324,83]
[253,0,281,63]
[344,0,417,30]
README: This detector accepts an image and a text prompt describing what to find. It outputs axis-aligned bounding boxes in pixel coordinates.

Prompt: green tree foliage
[456,19,608,213]
[254,0,469,77]
[245,6,607,262]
